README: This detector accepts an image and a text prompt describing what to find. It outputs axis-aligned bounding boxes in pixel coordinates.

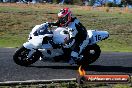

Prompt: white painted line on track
[0,78,77,86]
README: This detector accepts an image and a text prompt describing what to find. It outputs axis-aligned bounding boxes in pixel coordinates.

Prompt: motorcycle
[13,23,109,67]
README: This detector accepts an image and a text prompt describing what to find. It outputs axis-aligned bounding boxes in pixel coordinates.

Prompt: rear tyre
[78,44,101,67]
[13,46,40,66]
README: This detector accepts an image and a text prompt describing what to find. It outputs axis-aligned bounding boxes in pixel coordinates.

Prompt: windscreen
[33,25,52,36]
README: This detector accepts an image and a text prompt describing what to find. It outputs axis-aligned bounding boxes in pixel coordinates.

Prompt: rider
[48,8,87,65]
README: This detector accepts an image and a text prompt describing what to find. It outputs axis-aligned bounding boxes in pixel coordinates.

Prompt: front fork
[27,50,36,58]
[23,42,39,59]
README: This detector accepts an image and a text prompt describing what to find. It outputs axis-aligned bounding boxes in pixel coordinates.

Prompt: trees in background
[89,0,96,6]
[120,0,132,6]
[92,0,132,7]
[0,0,131,7]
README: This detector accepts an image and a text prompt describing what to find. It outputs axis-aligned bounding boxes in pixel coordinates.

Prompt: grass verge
[0,82,132,88]
[0,3,132,52]
[0,76,131,88]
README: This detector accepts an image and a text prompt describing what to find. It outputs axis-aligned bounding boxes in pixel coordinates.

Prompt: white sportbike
[13,23,109,67]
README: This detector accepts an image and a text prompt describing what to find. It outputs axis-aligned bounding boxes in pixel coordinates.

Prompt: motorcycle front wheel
[13,46,40,66]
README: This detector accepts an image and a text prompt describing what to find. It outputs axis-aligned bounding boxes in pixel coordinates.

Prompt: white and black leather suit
[49,17,87,61]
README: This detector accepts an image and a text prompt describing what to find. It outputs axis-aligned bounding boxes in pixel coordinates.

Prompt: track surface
[0,48,132,82]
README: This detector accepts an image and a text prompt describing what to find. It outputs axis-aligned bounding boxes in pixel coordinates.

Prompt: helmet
[58,8,72,26]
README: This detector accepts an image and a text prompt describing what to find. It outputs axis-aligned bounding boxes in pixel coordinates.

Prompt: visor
[58,14,68,25]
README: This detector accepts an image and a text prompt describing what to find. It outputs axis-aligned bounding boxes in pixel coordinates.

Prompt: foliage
[89,0,96,6]
[106,2,118,7]
[121,0,132,6]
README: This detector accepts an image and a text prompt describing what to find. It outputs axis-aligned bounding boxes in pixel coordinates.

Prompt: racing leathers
[49,17,87,65]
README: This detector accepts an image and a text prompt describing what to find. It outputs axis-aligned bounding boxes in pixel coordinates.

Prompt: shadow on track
[29,65,79,70]
[29,65,132,73]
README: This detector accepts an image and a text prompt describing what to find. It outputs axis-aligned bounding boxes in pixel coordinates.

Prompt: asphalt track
[0,48,132,82]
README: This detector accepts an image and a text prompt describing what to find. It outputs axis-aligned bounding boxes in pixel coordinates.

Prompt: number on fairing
[95,35,101,41]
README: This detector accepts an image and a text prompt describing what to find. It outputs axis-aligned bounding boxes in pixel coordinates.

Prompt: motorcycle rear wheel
[13,46,40,66]
[78,44,101,67]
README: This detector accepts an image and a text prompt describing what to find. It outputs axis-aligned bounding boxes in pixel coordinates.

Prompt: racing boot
[69,57,77,65]
[69,51,79,65]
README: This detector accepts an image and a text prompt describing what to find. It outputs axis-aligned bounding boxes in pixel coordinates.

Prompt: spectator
[31,0,37,4]
[47,0,53,3]
[3,0,9,2]
[42,0,52,3]
[84,0,88,6]
[17,0,30,3]
[59,0,64,4]
[59,0,73,5]
[81,0,88,6]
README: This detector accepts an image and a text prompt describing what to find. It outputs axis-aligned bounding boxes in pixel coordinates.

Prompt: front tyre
[78,44,101,67]
[13,46,40,66]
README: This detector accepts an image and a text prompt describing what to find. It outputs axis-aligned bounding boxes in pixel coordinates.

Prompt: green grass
[0,4,132,52]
